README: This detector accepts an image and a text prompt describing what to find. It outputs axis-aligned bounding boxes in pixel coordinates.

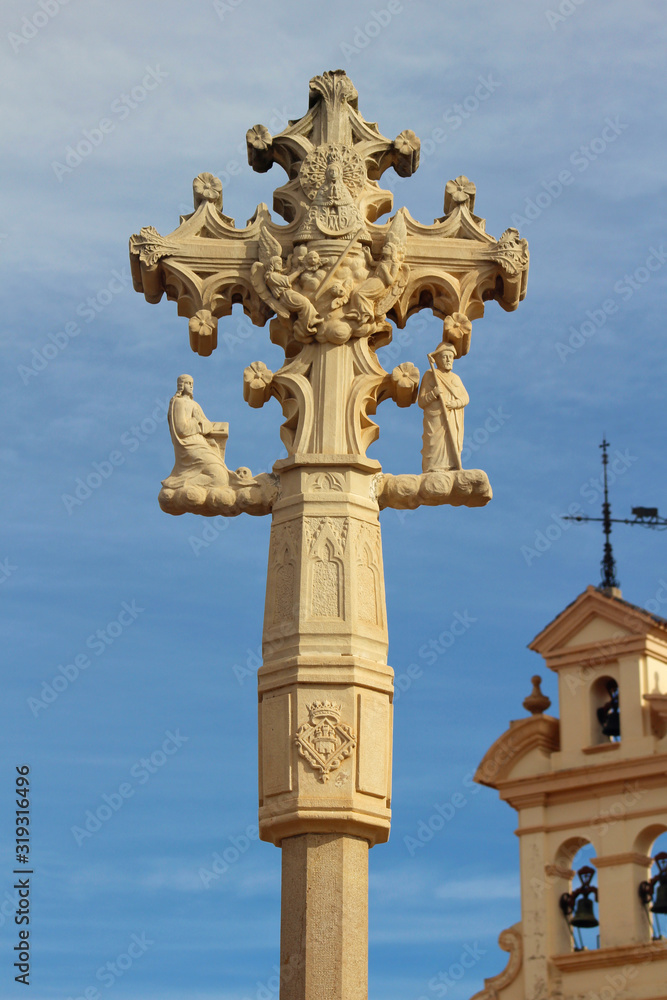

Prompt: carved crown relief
[295,701,356,782]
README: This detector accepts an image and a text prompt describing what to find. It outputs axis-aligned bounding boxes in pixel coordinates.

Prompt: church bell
[651,882,667,915]
[600,705,620,738]
[597,680,620,738]
[571,896,599,929]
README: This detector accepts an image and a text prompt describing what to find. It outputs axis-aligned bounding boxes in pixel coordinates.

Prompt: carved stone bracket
[158,374,279,517]
[469,923,523,1000]
[378,469,492,510]
[243,338,418,460]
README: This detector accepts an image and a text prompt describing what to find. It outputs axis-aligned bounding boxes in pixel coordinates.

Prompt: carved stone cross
[130,69,528,1000]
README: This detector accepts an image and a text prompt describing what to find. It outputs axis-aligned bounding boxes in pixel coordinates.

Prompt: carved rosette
[193,172,223,211]
[444,174,476,214]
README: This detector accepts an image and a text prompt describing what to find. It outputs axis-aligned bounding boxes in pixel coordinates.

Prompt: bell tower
[470,586,667,1000]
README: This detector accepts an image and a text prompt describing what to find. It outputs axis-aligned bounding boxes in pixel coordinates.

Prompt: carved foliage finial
[308,69,359,111]
[486,227,530,277]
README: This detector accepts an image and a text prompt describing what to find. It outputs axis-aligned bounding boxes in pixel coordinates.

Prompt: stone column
[280,834,368,1000]
[519,828,550,994]
[258,459,393,998]
[128,67,530,1000]
[594,853,653,947]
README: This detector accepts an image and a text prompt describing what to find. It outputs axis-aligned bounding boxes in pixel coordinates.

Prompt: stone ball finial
[523,675,551,716]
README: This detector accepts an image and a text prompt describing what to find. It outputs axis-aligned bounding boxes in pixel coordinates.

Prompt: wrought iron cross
[564,439,667,592]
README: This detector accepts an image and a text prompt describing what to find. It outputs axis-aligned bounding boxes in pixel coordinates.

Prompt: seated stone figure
[161,374,230,491]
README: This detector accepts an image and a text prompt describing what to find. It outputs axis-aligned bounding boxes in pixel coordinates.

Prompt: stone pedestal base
[280,834,368,1000]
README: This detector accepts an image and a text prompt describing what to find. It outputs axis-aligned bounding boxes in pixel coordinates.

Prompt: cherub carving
[251,227,322,343]
[295,250,325,295]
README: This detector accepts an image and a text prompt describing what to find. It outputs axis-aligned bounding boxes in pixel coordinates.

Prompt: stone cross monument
[129,70,529,1000]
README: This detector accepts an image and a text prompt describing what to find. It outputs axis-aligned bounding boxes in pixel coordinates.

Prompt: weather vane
[564,438,666,592]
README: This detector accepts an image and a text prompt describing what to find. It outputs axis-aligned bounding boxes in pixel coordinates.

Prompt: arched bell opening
[590,674,621,745]
[636,827,667,941]
[557,840,600,952]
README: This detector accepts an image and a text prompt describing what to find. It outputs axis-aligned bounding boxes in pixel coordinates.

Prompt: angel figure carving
[347,213,408,335]
[251,227,322,343]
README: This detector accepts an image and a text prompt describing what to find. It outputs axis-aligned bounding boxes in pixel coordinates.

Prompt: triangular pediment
[529,586,667,656]
[561,613,633,648]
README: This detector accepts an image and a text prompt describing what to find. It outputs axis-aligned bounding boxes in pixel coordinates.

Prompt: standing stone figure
[162,374,230,490]
[418,343,469,472]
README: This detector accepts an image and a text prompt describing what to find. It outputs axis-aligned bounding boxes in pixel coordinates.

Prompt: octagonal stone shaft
[258,461,393,999]
[280,834,368,1000]
[258,462,393,848]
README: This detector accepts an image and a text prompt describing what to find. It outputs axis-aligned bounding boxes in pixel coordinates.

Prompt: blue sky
[2,1,666,997]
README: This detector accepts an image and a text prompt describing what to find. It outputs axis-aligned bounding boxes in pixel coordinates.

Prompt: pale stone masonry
[472,587,667,1000]
[130,70,529,999]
